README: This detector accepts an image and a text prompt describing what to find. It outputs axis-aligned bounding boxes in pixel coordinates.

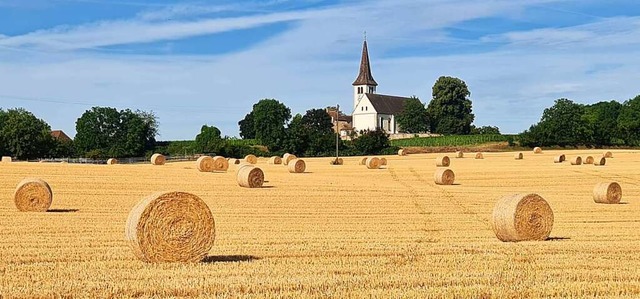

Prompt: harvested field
[1,150,640,297]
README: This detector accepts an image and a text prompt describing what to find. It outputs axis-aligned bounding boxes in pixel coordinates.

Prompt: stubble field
[1,150,640,298]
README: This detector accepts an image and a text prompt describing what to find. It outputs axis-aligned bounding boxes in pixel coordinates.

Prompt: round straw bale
[288,159,306,173]
[244,154,257,164]
[236,166,264,188]
[593,182,622,204]
[359,157,368,165]
[514,153,523,160]
[603,151,613,158]
[594,157,606,166]
[212,156,228,171]
[366,157,381,169]
[455,151,464,158]
[533,147,542,154]
[435,156,450,167]
[398,149,406,156]
[150,153,166,165]
[434,168,455,185]
[570,156,582,165]
[475,152,484,159]
[196,156,214,172]
[14,178,53,212]
[380,157,387,166]
[107,158,118,165]
[553,154,565,163]
[2,156,12,163]
[584,156,594,164]
[125,191,215,263]
[228,158,241,165]
[269,156,282,165]
[491,193,554,242]
[330,158,343,165]
[283,154,297,165]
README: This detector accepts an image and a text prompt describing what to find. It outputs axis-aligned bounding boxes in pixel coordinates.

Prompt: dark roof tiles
[366,94,411,115]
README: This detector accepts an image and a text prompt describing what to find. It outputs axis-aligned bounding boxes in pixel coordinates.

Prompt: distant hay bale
[269,156,282,165]
[14,178,53,212]
[366,157,381,169]
[106,158,118,165]
[212,156,228,171]
[283,153,297,165]
[398,149,406,156]
[491,193,554,242]
[594,157,606,166]
[380,158,387,166]
[229,158,241,165]
[125,191,215,263]
[244,154,258,164]
[533,147,542,154]
[288,159,306,173]
[475,152,484,159]
[593,182,622,204]
[553,154,565,163]
[570,156,582,165]
[603,151,613,158]
[196,156,214,172]
[434,168,455,185]
[514,153,523,160]
[2,156,12,163]
[236,166,264,188]
[359,157,368,165]
[455,151,464,158]
[584,156,594,164]
[150,153,166,165]
[435,156,450,167]
[330,158,343,165]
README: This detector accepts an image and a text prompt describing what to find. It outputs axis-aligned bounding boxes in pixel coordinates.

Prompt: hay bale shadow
[47,209,79,213]
[546,237,570,241]
[202,255,260,263]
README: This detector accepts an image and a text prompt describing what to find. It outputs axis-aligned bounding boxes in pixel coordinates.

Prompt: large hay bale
[514,153,523,160]
[584,156,594,164]
[282,153,297,165]
[366,157,381,169]
[107,158,118,165]
[150,153,166,165]
[269,156,282,165]
[491,193,554,242]
[593,182,622,204]
[398,149,406,156]
[434,168,455,185]
[244,154,258,164]
[125,191,215,263]
[359,157,368,165]
[14,178,53,212]
[236,166,264,188]
[553,154,565,163]
[2,156,12,163]
[380,158,387,166]
[603,151,613,158]
[196,156,214,172]
[475,152,484,159]
[570,156,582,165]
[288,159,306,173]
[594,157,606,166]
[533,147,542,154]
[455,151,464,158]
[212,156,228,171]
[435,156,450,167]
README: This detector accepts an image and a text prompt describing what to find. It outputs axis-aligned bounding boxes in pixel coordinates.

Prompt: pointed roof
[352,40,378,86]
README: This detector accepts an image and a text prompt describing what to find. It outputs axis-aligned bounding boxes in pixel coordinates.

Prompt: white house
[351,40,412,134]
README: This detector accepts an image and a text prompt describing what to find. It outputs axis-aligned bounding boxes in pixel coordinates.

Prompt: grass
[391,134,512,147]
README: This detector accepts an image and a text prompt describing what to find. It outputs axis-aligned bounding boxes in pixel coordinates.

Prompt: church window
[365,106,368,111]
[361,107,364,111]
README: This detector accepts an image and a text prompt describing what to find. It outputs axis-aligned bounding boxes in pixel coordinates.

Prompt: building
[326,107,354,138]
[51,130,72,142]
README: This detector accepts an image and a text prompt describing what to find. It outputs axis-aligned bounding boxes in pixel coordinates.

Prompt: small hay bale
[398,149,406,156]
[584,156,594,164]
[570,156,582,165]
[359,157,368,165]
[594,157,606,166]
[603,151,613,158]
[125,191,215,263]
[491,193,554,242]
[244,154,258,164]
[380,158,387,166]
[229,158,241,165]
[236,166,264,188]
[514,153,523,160]
[288,159,306,173]
[107,158,118,165]
[269,156,282,165]
[553,154,565,163]
[283,153,297,165]
[14,178,53,212]
[2,156,12,163]
[533,147,542,154]
[196,156,214,172]
[435,156,450,167]
[330,158,343,165]
[212,156,228,171]
[150,153,166,165]
[475,152,484,159]
[593,182,622,204]
[434,168,455,185]
[455,151,464,158]
[366,157,381,169]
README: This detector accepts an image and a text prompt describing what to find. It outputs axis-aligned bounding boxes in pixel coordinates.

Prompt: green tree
[238,112,255,139]
[352,128,390,155]
[0,108,55,159]
[519,98,590,147]
[301,108,335,156]
[249,99,291,150]
[396,96,429,133]
[283,114,309,155]
[617,95,640,146]
[583,100,623,146]
[470,125,501,135]
[426,76,474,134]
[195,125,223,153]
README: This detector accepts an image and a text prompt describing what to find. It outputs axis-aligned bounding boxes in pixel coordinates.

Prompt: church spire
[352,40,378,86]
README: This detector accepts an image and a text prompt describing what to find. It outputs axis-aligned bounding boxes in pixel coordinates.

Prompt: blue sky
[1,0,639,140]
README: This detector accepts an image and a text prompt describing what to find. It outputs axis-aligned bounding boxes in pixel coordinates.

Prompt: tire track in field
[570,169,640,187]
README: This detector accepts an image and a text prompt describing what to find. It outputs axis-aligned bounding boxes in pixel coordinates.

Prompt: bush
[352,128,390,155]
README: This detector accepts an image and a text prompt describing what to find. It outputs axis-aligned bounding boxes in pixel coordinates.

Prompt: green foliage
[471,125,500,135]
[391,134,509,147]
[352,128,390,155]
[301,108,335,156]
[49,139,76,158]
[0,108,55,159]
[242,99,291,150]
[282,114,308,155]
[519,99,591,147]
[396,96,429,133]
[427,76,474,134]
[238,112,255,139]
[194,125,223,153]
[583,100,623,146]
[617,95,640,146]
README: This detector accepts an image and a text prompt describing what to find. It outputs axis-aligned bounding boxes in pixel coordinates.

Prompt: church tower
[352,40,377,109]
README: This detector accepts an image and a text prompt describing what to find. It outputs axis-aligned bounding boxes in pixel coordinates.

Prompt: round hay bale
[434,168,455,185]
[359,157,368,165]
[228,158,241,165]
[14,178,53,212]
[244,154,257,164]
[380,158,387,166]
[283,154,297,165]
[150,153,166,165]
[212,156,228,171]
[491,193,554,242]
[269,156,282,165]
[533,147,542,154]
[366,157,381,169]
[553,154,565,163]
[125,191,215,263]
[594,157,606,166]
[603,151,613,158]
[288,159,306,173]
[570,156,582,165]
[2,156,12,163]
[107,158,118,165]
[584,156,594,164]
[398,149,406,156]
[330,158,343,165]
[435,156,450,167]
[593,182,622,204]
[475,152,484,159]
[514,153,523,160]
[455,151,464,158]
[236,166,264,188]
[196,156,214,172]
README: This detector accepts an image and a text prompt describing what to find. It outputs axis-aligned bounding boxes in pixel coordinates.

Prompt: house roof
[51,130,72,142]
[366,93,412,115]
[326,109,352,123]
[352,40,378,86]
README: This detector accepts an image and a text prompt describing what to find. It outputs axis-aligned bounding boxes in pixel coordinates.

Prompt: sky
[0,0,639,140]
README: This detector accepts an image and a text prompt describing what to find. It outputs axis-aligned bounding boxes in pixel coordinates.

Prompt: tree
[301,108,335,156]
[0,108,55,159]
[426,76,474,134]
[471,125,501,135]
[519,98,590,147]
[583,100,622,146]
[195,125,223,153]
[248,99,291,150]
[238,112,255,139]
[282,114,309,155]
[617,95,640,146]
[396,96,429,133]
[352,128,390,155]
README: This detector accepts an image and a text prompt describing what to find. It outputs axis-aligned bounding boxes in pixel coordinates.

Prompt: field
[390,134,511,147]
[1,150,640,298]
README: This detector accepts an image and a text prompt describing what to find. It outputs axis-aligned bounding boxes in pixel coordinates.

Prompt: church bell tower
[352,39,378,109]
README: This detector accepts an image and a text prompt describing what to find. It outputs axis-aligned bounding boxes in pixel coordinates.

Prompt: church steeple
[352,40,378,86]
